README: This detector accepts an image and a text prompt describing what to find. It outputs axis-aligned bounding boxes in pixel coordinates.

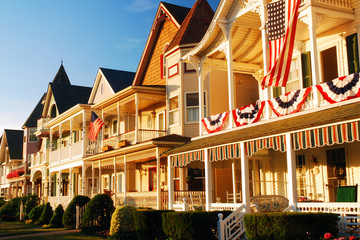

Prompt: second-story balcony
[49,140,83,165]
[36,117,52,137]
[30,151,49,167]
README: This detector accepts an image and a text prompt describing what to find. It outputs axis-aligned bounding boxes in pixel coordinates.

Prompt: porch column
[240,142,250,213]
[69,118,73,161]
[117,102,120,139]
[58,170,62,205]
[218,20,235,128]
[43,179,48,197]
[232,159,237,203]
[113,157,117,205]
[135,93,139,143]
[82,110,87,156]
[82,163,86,196]
[16,181,19,197]
[285,133,297,207]
[58,124,62,162]
[167,156,174,210]
[308,7,320,107]
[156,148,161,210]
[23,179,27,196]
[204,149,212,211]
[92,162,94,197]
[49,173,52,197]
[69,168,73,197]
[31,181,35,195]
[98,161,101,194]
[124,155,127,204]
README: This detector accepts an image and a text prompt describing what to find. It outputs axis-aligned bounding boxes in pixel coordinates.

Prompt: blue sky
[0,0,220,133]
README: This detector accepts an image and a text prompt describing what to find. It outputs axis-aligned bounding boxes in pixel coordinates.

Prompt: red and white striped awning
[170,150,204,167]
[209,143,240,162]
[245,135,286,157]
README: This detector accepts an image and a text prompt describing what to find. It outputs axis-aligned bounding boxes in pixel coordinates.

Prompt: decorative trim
[168,63,179,78]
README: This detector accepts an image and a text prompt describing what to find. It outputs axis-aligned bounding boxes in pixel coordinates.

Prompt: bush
[62,195,90,228]
[49,204,64,228]
[0,198,5,208]
[39,202,53,225]
[162,211,231,240]
[22,195,39,216]
[110,205,137,236]
[29,204,45,222]
[244,212,338,240]
[134,209,174,240]
[82,194,114,231]
[0,197,22,220]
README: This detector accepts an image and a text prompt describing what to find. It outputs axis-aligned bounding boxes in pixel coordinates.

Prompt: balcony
[30,152,49,167]
[300,0,352,11]
[36,117,52,137]
[49,140,84,165]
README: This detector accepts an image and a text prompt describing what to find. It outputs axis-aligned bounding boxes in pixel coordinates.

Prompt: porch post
[204,149,212,211]
[232,159,237,203]
[69,118,73,161]
[43,179,48,197]
[31,181,35,195]
[156,148,161,210]
[124,156,127,204]
[167,156,174,210]
[308,7,320,107]
[240,142,250,213]
[117,102,120,140]
[82,163,86,196]
[49,173,52,197]
[69,168,73,197]
[92,162,94,197]
[98,161,101,194]
[82,110,87,156]
[16,181,19,197]
[58,124,62,162]
[135,93,139,143]
[285,133,297,207]
[58,170,62,205]
[113,157,117,205]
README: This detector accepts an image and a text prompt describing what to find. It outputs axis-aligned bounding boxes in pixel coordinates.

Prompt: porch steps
[218,204,246,240]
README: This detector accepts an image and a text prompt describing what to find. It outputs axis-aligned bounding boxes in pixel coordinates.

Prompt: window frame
[184,91,207,124]
[169,95,179,127]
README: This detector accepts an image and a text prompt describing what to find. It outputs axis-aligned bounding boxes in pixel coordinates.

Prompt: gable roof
[23,93,46,128]
[52,64,71,85]
[99,68,135,93]
[133,2,190,86]
[4,129,23,160]
[167,0,214,51]
[51,83,92,114]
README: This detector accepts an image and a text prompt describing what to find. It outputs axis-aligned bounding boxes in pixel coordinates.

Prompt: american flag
[261,0,301,89]
[88,111,105,141]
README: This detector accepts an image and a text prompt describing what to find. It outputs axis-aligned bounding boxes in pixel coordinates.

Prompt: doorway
[326,148,346,202]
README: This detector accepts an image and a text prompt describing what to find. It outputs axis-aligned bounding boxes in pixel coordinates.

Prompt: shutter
[301,52,312,88]
[346,33,359,74]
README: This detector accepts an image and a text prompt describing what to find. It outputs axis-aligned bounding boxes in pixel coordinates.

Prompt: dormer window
[50,104,57,118]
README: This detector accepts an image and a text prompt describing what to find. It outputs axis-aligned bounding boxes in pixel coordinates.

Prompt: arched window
[50,104,57,118]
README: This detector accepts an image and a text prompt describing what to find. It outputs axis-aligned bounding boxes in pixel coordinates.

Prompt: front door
[326,148,347,202]
[149,168,157,191]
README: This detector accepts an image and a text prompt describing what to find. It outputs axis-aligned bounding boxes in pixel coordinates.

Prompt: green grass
[0,221,66,237]
[23,232,105,240]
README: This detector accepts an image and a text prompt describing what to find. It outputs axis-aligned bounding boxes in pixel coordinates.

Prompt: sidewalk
[0,229,80,239]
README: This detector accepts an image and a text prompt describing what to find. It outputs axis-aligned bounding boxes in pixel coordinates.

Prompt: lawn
[22,232,105,240]
[0,221,65,237]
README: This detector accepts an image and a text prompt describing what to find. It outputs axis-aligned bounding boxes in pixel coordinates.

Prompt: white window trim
[184,91,206,124]
[169,95,179,127]
[156,111,165,131]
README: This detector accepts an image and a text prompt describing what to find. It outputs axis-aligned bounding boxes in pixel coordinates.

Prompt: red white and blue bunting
[316,73,360,104]
[170,150,204,167]
[268,87,312,117]
[209,143,240,162]
[292,121,360,150]
[201,112,229,134]
[232,101,265,127]
[245,135,286,157]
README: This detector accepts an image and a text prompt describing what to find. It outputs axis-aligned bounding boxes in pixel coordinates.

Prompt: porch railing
[218,204,246,240]
[37,117,52,132]
[138,129,166,142]
[30,152,49,166]
[161,190,206,210]
[300,0,352,10]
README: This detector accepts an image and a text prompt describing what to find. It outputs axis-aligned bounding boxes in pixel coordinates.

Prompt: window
[321,46,338,82]
[112,120,118,135]
[161,43,169,79]
[117,173,124,193]
[169,96,179,125]
[185,92,206,123]
[157,112,165,131]
[187,168,205,191]
[50,105,57,118]
[29,128,37,142]
[346,33,359,74]
[296,155,307,197]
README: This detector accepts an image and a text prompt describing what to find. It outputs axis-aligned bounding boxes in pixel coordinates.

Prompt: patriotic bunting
[232,101,265,127]
[170,150,204,167]
[268,87,312,117]
[292,121,360,150]
[201,112,229,134]
[209,143,240,162]
[316,72,360,104]
[245,135,286,157]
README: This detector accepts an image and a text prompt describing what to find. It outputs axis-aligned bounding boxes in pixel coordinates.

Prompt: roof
[52,64,71,85]
[161,2,191,25]
[162,100,360,156]
[167,0,214,51]
[99,68,135,93]
[51,83,92,114]
[152,134,191,143]
[4,129,23,160]
[23,93,46,128]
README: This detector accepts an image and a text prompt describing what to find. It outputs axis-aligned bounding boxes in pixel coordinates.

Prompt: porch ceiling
[163,100,360,156]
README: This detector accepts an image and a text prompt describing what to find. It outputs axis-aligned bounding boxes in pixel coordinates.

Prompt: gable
[141,17,179,86]
[92,75,115,104]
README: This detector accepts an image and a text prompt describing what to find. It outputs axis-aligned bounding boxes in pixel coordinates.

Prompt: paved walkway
[0,229,80,239]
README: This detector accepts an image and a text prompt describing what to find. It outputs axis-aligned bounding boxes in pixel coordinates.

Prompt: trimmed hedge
[162,211,231,240]
[134,209,174,240]
[49,204,64,228]
[244,212,338,240]
[62,195,90,228]
[110,205,137,236]
[82,194,114,231]
[29,204,45,222]
[22,195,39,216]
[0,197,22,221]
[39,202,53,225]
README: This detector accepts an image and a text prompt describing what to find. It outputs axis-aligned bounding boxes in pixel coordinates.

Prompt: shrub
[29,204,45,222]
[110,205,137,236]
[162,211,231,240]
[0,197,22,220]
[82,194,114,231]
[62,195,90,228]
[244,212,338,240]
[39,202,53,225]
[22,195,39,216]
[49,204,64,228]
[0,198,5,208]
[134,209,174,240]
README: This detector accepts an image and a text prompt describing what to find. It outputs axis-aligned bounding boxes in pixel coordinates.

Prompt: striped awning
[209,143,240,162]
[293,121,360,150]
[245,135,286,156]
[170,150,204,167]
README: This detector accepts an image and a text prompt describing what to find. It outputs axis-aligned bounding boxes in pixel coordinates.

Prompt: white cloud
[125,0,157,12]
